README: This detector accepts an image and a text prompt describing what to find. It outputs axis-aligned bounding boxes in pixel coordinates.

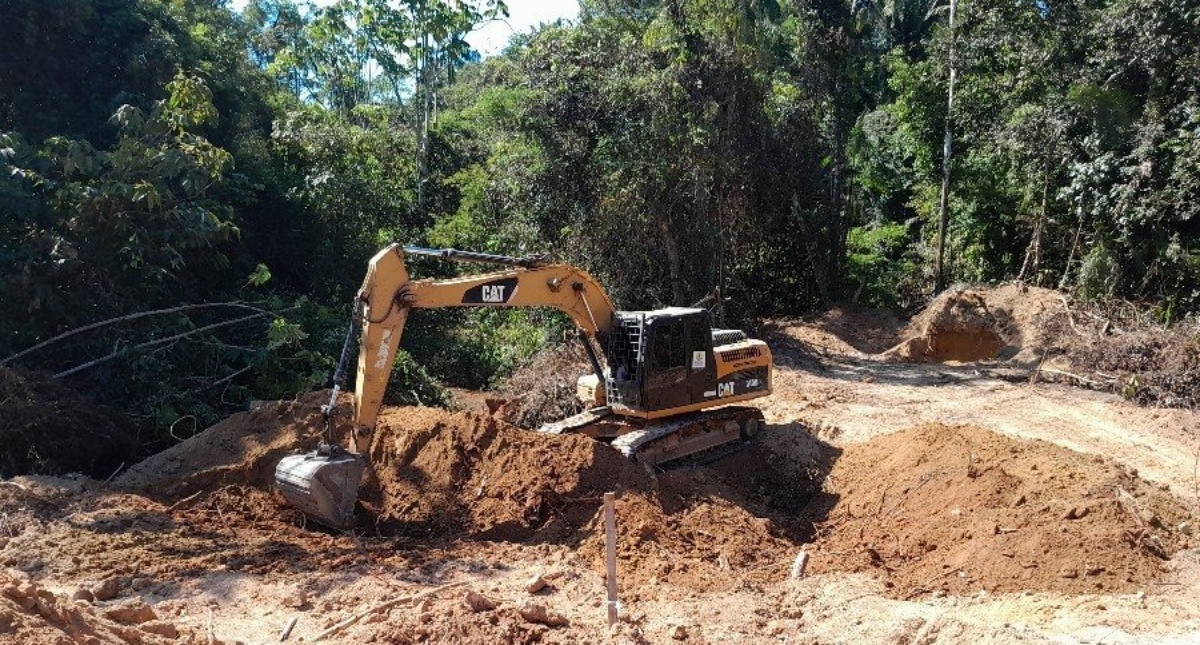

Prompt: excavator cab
[600,308,770,417]
[605,308,714,411]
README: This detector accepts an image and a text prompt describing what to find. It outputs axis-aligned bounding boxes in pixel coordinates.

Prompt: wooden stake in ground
[789,551,810,579]
[604,491,619,625]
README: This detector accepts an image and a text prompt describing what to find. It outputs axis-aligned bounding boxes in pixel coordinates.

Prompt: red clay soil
[809,306,905,355]
[359,406,649,541]
[113,397,1192,602]
[803,424,1190,597]
[9,399,813,644]
[362,406,810,597]
[113,395,814,587]
[770,306,906,357]
[574,483,799,596]
[883,285,1070,364]
[0,568,185,645]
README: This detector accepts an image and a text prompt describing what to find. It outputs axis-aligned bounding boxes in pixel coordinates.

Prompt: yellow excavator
[275,244,773,528]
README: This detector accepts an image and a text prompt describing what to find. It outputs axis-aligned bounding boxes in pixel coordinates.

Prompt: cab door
[643,317,691,411]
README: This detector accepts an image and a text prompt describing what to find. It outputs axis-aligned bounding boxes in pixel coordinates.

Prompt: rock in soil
[525,574,549,594]
[103,599,157,624]
[519,602,569,627]
[464,591,497,612]
[90,577,122,602]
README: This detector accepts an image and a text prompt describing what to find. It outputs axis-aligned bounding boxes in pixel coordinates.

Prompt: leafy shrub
[1077,243,1121,302]
[384,349,453,408]
[845,222,920,309]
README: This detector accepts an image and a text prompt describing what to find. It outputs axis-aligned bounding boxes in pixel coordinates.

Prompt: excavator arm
[352,244,616,444]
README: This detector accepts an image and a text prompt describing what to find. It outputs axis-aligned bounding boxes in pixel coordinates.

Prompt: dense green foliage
[2,0,1198,461]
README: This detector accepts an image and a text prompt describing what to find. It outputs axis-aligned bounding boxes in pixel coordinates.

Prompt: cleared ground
[2,286,1198,644]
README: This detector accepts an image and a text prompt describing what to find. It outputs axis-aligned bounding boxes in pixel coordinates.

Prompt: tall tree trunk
[1059,211,1085,290]
[793,194,833,305]
[934,0,957,293]
[658,219,687,307]
[416,37,430,210]
[1018,178,1048,284]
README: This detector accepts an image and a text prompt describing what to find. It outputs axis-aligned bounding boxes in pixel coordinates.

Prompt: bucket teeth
[275,450,365,529]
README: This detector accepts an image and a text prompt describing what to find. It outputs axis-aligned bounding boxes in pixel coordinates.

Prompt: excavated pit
[110,398,1189,600]
[3,377,1196,643]
[923,328,1003,362]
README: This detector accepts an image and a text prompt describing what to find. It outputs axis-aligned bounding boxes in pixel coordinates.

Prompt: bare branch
[53,312,269,379]
[2,302,273,367]
[205,365,253,390]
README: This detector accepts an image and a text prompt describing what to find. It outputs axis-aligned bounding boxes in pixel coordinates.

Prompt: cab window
[652,319,687,371]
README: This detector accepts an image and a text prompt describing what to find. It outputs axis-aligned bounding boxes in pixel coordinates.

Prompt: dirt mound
[884,284,1069,364]
[805,424,1190,597]
[496,343,591,429]
[111,389,1193,605]
[779,307,906,357]
[114,390,335,498]
[361,406,649,541]
[0,367,136,479]
[115,391,824,593]
[564,424,833,593]
[116,390,640,542]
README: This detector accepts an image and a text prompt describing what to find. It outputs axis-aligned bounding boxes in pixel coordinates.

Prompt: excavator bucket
[275,448,365,530]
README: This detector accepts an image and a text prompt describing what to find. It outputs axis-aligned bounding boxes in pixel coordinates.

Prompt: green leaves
[267,317,309,350]
[166,73,220,131]
[246,263,273,287]
[846,222,919,309]
[2,73,240,334]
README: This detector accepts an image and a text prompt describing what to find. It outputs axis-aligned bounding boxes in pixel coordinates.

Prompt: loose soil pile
[884,285,1070,364]
[0,367,135,479]
[769,306,905,358]
[803,424,1190,597]
[360,406,648,541]
[114,394,812,583]
[0,568,191,645]
[782,284,1200,411]
[117,395,1191,602]
[115,390,336,499]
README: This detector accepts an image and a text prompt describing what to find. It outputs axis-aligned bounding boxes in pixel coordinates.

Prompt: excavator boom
[352,245,615,442]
